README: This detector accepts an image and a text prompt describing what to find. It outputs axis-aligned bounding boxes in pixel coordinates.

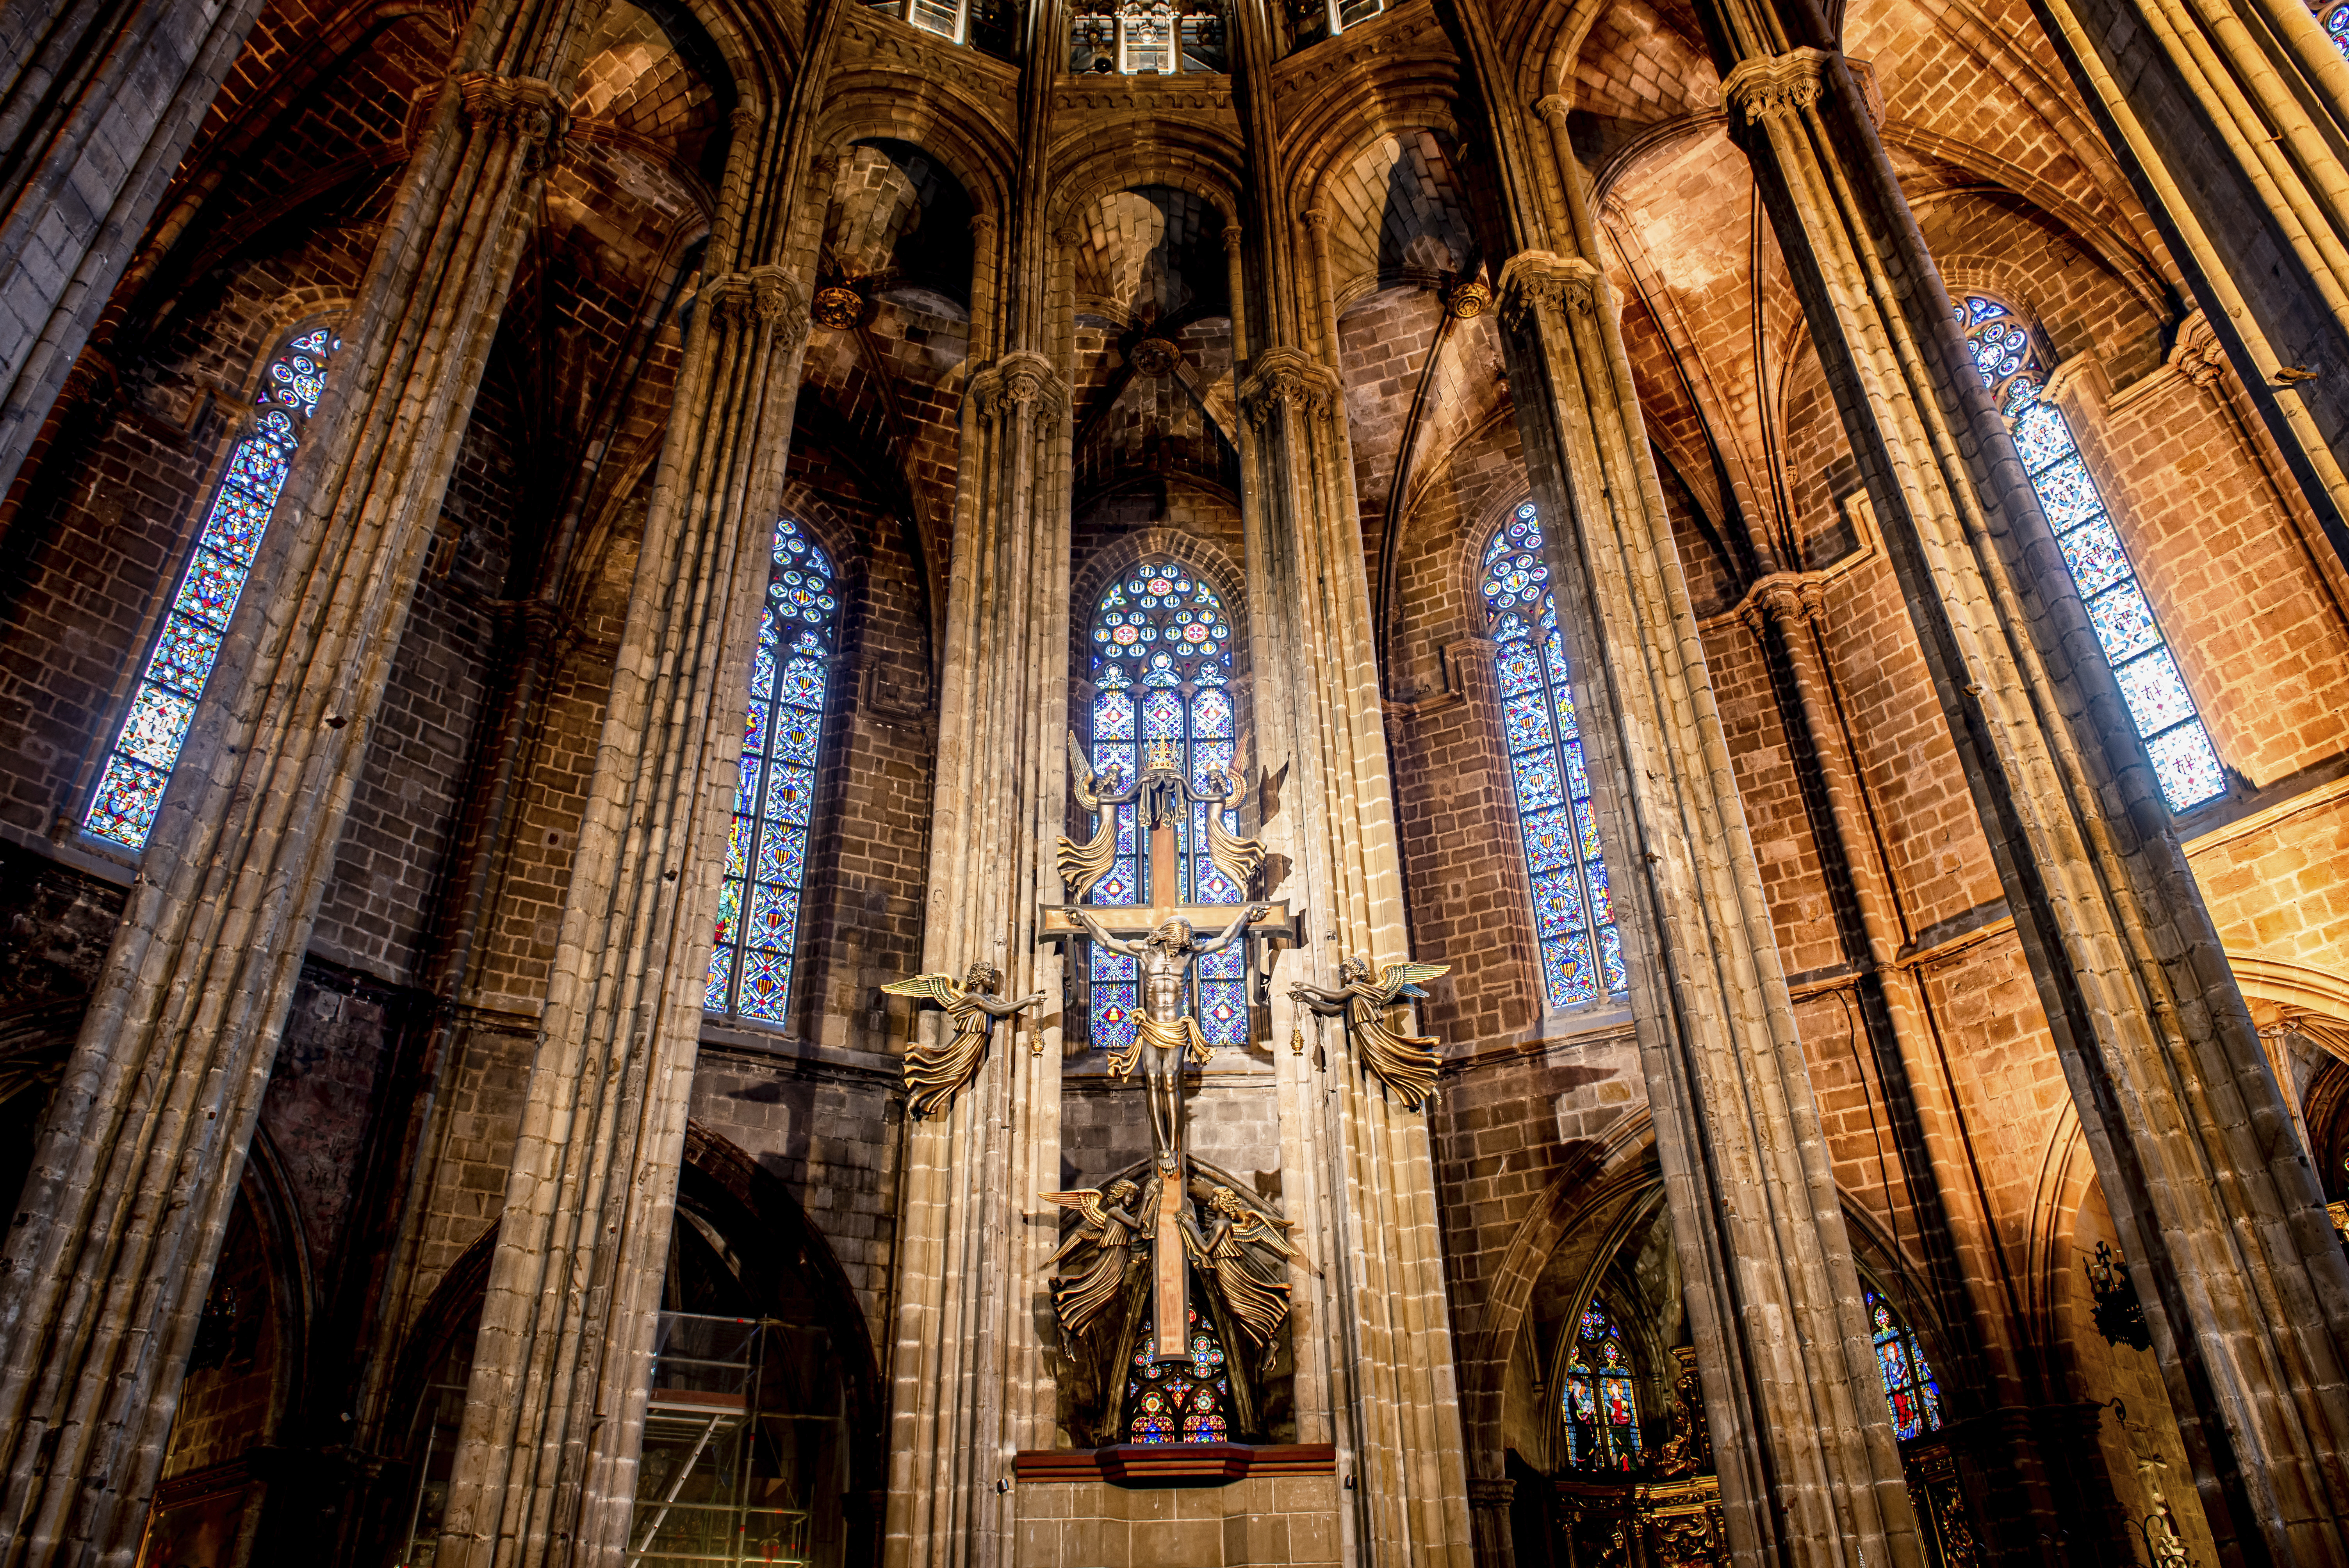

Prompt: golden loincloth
[1109,1011,1214,1077]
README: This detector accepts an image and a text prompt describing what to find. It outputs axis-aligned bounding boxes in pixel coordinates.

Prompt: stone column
[0,0,596,1554]
[0,0,270,500]
[1694,18,2349,1558]
[879,349,1072,1568]
[2020,0,2349,570]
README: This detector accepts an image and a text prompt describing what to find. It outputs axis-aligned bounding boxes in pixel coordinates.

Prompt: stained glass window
[2329,3,2349,60]
[1864,1283,1945,1441]
[83,328,337,851]
[705,519,838,1025]
[1562,1299,1642,1470]
[1125,1305,1232,1443]
[1959,297,2225,811]
[1081,560,1247,1051]
[1483,503,1628,1009]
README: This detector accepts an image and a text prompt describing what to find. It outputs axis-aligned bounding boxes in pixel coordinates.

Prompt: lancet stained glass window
[706,519,838,1023]
[1483,503,1627,1009]
[1959,296,2225,811]
[1864,1283,1945,1441]
[84,329,337,851]
[1082,561,1247,1053]
[1562,1299,1642,1470]
[1125,1305,1231,1443]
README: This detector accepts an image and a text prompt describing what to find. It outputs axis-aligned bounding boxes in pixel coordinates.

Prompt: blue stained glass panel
[1093,947,1137,982]
[770,709,821,767]
[173,548,250,629]
[747,883,800,951]
[2332,2,2349,57]
[1598,924,1626,993]
[1096,864,1138,905]
[1192,688,1233,738]
[219,442,290,509]
[118,685,197,770]
[1562,739,1592,801]
[755,822,809,886]
[737,950,794,1022]
[1093,982,1139,1057]
[84,754,166,848]
[725,816,751,879]
[1542,934,1597,1007]
[1585,855,1613,926]
[1497,642,1543,695]
[750,642,777,700]
[2031,454,2102,531]
[704,947,734,1012]
[1532,868,1586,936]
[2056,515,2130,599]
[1504,693,1555,754]
[743,699,770,757]
[202,486,277,559]
[146,615,224,693]
[775,654,826,710]
[1143,688,1184,738]
[2012,401,2070,473]
[2146,723,2226,810]
[1114,804,1137,855]
[1096,688,1137,739]
[766,764,816,825]
[1522,806,1577,875]
[736,759,763,818]
[1513,750,1565,811]
[1573,797,1602,861]
[2085,581,2159,662]
[1191,739,1235,791]
[2114,649,2197,735]
[1201,981,1248,1046]
[1543,626,1571,689]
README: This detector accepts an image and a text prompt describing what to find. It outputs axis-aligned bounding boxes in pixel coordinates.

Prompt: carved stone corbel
[1498,250,1605,327]
[456,72,573,169]
[1237,346,1338,428]
[1720,46,1832,123]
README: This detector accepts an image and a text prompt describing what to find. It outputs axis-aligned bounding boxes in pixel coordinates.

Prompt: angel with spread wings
[1039,1179,1144,1339]
[1055,731,1264,900]
[884,960,1046,1120]
[1182,1183,1310,1350]
[1289,956,1451,1110]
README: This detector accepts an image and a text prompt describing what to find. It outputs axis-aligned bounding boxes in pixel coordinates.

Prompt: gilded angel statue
[1289,956,1451,1110]
[1056,732,1126,901]
[1039,1179,1144,1338]
[1182,1184,1308,1350]
[884,960,1046,1120]
[1055,731,1264,900]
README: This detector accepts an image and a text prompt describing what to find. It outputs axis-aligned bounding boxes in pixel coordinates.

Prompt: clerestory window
[1959,296,2225,811]
[864,0,1018,58]
[705,518,838,1025]
[1069,0,1225,73]
[84,328,337,852]
[1481,502,1629,1010]
[1864,1282,1945,1441]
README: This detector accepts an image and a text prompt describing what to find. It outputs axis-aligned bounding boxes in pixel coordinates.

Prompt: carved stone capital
[1498,250,1604,325]
[1301,207,1332,233]
[969,350,1069,416]
[2170,308,2231,388]
[456,72,572,167]
[1721,46,1832,123]
[1223,224,1245,253]
[704,265,810,347]
[1533,93,1571,129]
[1238,346,1339,428]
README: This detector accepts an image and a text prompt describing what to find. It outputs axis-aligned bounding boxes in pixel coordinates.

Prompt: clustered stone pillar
[880,349,1073,1566]
[0,0,273,499]
[0,0,595,1554]
[1691,8,2349,1555]
[2022,0,2349,568]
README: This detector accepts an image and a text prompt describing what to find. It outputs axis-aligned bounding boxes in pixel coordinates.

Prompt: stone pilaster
[881,349,1072,1568]
[1239,339,1474,1562]
[1494,235,1925,1568]
[0,1,595,1553]
[0,0,271,501]
[1698,22,2349,1559]
[431,249,816,1564]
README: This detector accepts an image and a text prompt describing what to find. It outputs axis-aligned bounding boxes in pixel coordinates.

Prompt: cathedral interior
[5,0,2349,1557]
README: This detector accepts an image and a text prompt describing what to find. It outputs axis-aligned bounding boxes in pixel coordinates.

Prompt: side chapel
[2,0,2349,1557]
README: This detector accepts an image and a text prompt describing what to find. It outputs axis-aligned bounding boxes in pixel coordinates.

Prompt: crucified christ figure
[1071,902,1267,1171]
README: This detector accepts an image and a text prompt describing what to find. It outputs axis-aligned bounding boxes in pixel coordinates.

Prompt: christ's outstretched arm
[1071,907,1145,957]
[1197,902,1271,955]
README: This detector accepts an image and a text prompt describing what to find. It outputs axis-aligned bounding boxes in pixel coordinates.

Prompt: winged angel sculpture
[1041,1166,1311,1443]
[882,960,1045,1120]
[1290,957,1453,1110]
[1057,731,1263,899]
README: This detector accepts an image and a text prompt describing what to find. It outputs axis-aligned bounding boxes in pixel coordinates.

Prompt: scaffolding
[626,1314,814,1568]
